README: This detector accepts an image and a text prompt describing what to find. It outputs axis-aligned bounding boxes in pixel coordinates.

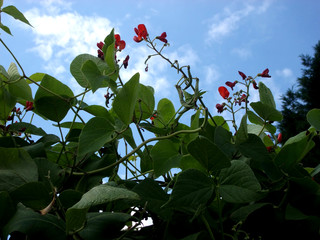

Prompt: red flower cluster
[235,94,247,106]
[97,41,104,60]
[216,103,225,113]
[133,24,148,42]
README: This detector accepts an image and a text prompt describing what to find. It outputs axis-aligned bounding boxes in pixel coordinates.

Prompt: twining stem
[68,109,208,176]
[147,40,217,126]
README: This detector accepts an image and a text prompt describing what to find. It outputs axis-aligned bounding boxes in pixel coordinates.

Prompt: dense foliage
[279,41,320,168]
[1,3,320,240]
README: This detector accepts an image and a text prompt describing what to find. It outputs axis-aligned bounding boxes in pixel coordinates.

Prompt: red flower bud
[225,81,237,90]
[156,32,168,43]
[277,133,282,143]
[216,103,225,113]
[218,86,230,99]
[25,101,34,111]
[259,68,271,78]
[252,80,259,89]
[123,55,129,69]
[238,71,247,80]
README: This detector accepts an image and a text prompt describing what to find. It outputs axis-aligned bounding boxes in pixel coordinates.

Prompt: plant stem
[68,109,208,176]
[201,214,215,240]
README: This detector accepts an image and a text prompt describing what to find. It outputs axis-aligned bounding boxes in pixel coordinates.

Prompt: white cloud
[231,47,252,59]
[204,64,220,85]
[276,68,293,78]
[206,1,271,43]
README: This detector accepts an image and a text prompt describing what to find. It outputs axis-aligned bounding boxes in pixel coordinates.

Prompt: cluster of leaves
[1,3,320,240]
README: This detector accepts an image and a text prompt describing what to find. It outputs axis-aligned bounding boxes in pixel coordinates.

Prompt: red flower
[216,103,225,113]
[266,146,273,152]
[252,80,259,89]
[277,133,282,143]
[97,41,104,59]
[218,86,230,99]
[156,32,167,43]
[133,24,148,42]
[235,94,247,106]
[259,68,271,78]
[238,71,247,80]
[25,101,34,111]
[123,55,129,69]
[150,113,157,121]
[114,34,126,51]
[225,81,237,90]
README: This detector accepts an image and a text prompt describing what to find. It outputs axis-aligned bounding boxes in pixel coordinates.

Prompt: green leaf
[0,22,12,35]
[1,5,32,27]
[10,182,51,210]
[77,116,115,161]
[81,59,111,93]
[179,154,206,172]
[214,126,236,159]
[0,86,16,121]
[70,53,112,88]
[0,148,38,192]
[250,101,283,122]
[79,212,131,240]
[307,108,320,131]
[8,78,33,101]
[238,134,282,180]
[83,105,114,124]
[247,110,264,125]
[34,74,74,122]
[258,81,276,108]
[219,160,262,203]
[285,204,309,220]
[66,208,88,235]
[27,72,46,84]
[59,190,83,209]
[0,191,15,228]
[71,184,140,209]
[209,115,229,131]
[164,169,214,213]
[151,139,182,178]
[274,131,315,173]
[133,178,170,219]
[154,98,176,128]
[231,203,270,221]
[112,73,140,125]
[7,62,20,81]
[134,84,155,120]
[3,203,66,240]
[9,122,46,136]
[188,136,231,173]
[235,114,248,144]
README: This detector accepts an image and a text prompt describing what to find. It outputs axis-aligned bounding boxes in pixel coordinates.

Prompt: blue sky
[1,0,320,129]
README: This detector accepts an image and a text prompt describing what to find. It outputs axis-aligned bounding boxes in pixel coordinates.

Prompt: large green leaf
[0,191,15,228]
[83,105,114,124]
[164,169,214,213]
[3,203,66,240]
[214,126,236,159]
[219,160,262,203]
[231,203,270,221]
[250,101,283,122]
[1,5,32,26]
[307,108,320,131]
[258,81,276,108]
[238,134,282,181]
[133,178,170,219]
[153,98,176,128]
[112,73,140,125]
[151,139,182,178]
[34,74,74,122]
[81,59,112,93]
[70,54,112,88]
[79,212,131,240]
[9,122,46,136]
[235,114,248,145]
[77,116,115,161]
[10,182,51,210]
[71,184,140,209]
[187,136,231,173]
[274,131,315,174]
[134,84,155,120]
[0,148,38,192]
[8,77,32,101]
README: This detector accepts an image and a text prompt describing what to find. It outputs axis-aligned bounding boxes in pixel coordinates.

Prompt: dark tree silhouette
[279,40,320,167]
